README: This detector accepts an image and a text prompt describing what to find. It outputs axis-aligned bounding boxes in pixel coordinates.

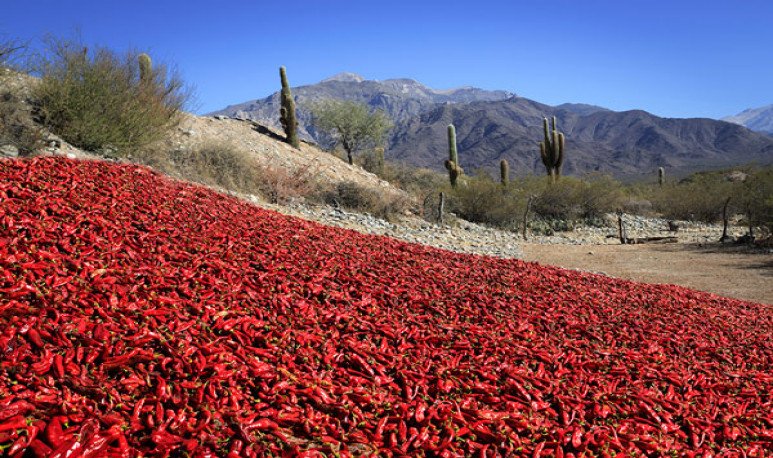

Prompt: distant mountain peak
[722,104,773,134]
[321,72,365,83]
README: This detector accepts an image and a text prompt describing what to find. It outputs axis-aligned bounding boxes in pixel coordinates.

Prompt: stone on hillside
[0,144,19,157]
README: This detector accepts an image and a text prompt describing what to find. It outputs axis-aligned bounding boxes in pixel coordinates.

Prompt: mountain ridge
[210,73,514,141]
[212,74,773,178]
[388,97,773,179]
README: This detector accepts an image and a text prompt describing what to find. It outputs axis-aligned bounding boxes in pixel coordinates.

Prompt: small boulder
[0,144,19,157]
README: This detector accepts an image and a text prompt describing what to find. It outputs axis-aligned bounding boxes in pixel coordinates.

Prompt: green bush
[447,171,524,228]
[525,174,624,222]
[649,171,736,223]
[369,160,446,196]
[33,38,190,155]
[442,172,625,231]
[734,167,773,236]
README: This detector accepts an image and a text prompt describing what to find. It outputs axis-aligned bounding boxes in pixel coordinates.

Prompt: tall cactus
[444,124,463,188]
[279,66,299,149]
[500,159,510,187]
[658,167,665,187]
[138,53,152,86]
[538,116,565,183]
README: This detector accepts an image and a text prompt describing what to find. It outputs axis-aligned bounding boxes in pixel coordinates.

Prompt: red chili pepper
[0,401,34,421]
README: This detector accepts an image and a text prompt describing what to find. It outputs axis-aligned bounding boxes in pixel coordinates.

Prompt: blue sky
[2,0,771,118]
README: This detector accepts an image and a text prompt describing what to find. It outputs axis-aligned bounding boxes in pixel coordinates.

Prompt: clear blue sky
[2,0,771,119]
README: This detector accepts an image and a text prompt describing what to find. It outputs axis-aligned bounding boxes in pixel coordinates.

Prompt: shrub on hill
[734,167,773,237]
[650,171,737,223]
[323,180,411,220]
[444,173,625,231]
[0,39,44,155]
[32,37,190,155]
[446,171,524,228]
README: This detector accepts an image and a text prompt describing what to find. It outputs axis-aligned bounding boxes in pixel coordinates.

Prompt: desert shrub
[574,175,627,219]
[134,140,261,194]
[447,171,524,228]
[323,181,410,220]
[254,163,316,205]
[33,37,190,155]
[734,167,773,236]
[650,172,736,223]
[359,148,385,176]
[620,197,654,216]
[134,140,322,204]
[528,175,625,221]
[0,40,43,155]
[368,159,447,198]
[0,88,45,155]
[528,177,582,220]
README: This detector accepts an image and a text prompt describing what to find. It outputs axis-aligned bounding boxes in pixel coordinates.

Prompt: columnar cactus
[444,124,463,188]
[279,66,300,149]
[138,53,152,85]
[500,159,509,187]
[373,146,385,176]
[538,116,565,182]
[658,167,665,187]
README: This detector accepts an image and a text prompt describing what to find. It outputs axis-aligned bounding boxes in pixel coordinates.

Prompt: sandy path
[521,243,773,305]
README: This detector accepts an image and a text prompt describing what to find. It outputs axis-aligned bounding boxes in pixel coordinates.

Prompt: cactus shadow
[244,120,287,143]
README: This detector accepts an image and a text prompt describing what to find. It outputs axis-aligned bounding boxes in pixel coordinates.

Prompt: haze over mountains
[722,105,773,135]
[212,73,773,179]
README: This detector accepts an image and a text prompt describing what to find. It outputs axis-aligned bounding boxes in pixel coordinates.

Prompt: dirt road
[521,243,773,305]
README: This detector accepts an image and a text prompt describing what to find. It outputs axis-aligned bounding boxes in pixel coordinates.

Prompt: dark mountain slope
[388,98,773,178]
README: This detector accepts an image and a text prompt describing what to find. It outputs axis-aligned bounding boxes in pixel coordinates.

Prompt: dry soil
[521,243,773,305]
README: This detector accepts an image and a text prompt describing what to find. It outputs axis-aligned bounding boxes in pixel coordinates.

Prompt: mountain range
[211,73,773,179]
[211,72,513,140]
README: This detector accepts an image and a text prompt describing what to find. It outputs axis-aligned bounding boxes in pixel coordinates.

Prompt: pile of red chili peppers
[0,157,771,457]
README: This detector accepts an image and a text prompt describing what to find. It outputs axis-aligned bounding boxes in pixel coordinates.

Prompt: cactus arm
[556,132,565,171]
[539,142,549,168]
[447,124,458,164]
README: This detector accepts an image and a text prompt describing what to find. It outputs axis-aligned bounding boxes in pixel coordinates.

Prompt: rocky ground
[251,196,752,257]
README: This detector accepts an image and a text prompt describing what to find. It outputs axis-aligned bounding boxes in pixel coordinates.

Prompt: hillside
[209,72,514,143]
[723,104,773,135]
[155,113,406,197]
[389,97,773,178]
[1,157,771,456]
[0,69,410,208]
